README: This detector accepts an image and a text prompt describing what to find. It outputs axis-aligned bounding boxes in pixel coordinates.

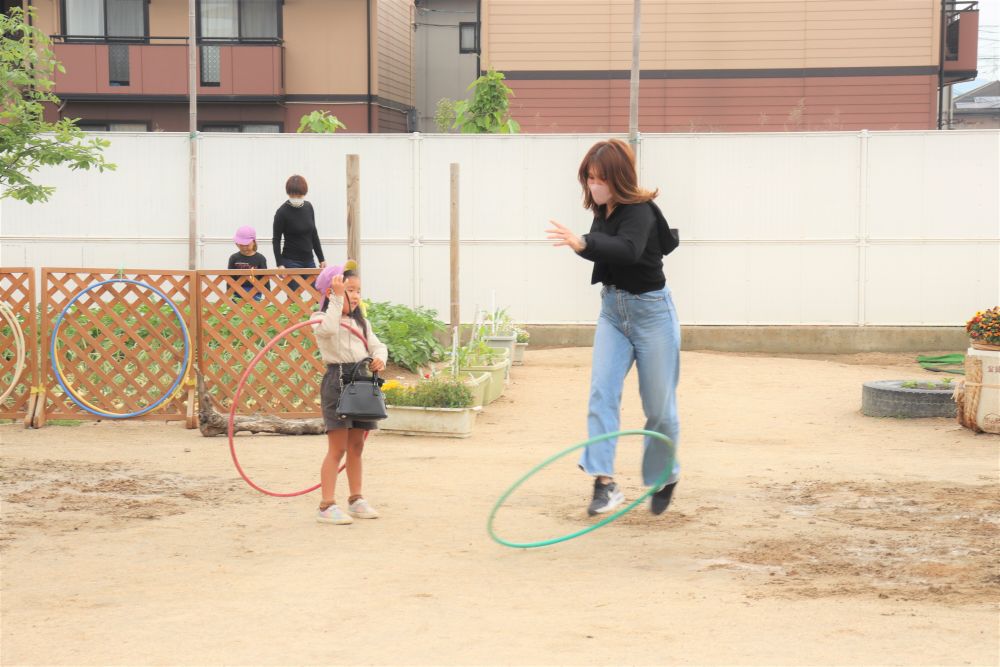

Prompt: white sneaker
[348,498,380,519]
[317,504,353,525]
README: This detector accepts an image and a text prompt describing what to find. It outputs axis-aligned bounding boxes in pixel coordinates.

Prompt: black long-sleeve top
[577,200,679,295]
[272,201,325,266]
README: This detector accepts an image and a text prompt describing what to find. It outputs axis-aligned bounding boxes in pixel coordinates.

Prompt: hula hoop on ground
[0,302,26,405]
[228,318,366,498]
[50,279,192,419]
[487,429,675,549]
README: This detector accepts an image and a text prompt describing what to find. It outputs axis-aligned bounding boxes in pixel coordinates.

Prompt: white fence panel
[2,130,997,327]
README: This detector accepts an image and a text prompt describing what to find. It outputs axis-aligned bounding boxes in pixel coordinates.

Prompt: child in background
[228,225,268,301]
[312,261,388,525]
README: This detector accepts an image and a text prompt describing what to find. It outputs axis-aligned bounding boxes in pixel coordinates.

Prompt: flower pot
[382,405,480,438]
[459,358,507,404]
[970,340,1000,351]
[959,347,1000,434]
[483,334,516,359]
[513,342,527,365]
[461,371,490,408]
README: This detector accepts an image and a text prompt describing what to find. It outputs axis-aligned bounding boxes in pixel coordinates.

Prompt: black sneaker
[650,481,677,516]
[587,479,625,516]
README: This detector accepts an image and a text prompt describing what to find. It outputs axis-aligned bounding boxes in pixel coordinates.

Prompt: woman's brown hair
[285,174,308,196]
[577,139,658,214]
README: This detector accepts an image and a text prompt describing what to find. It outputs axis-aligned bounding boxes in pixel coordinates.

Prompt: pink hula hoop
[228,318,370,497]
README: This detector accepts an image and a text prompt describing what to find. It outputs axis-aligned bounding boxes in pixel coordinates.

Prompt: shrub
[383,378,473,409]
[365,301,446,372]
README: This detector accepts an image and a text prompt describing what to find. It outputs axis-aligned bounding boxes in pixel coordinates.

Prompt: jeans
[283,257,316,292]
[579,285,681,487]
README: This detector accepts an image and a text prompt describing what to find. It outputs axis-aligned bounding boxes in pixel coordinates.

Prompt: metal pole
[628,0,641,151]
[187,0,198,269]
[449,163,460,331]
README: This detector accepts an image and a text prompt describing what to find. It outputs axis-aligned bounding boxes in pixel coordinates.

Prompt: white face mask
[588,182,612,206]
[288,197,305,208]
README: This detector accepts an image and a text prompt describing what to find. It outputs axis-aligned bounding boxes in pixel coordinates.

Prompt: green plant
[365,301,446,372]
[434,98,457,133]
[482,307,517,336]
[452,69,520,134]
[297,110,346,134]
[383,377,473,409]
[900,380,954,390]
[1,8,115,203]
[515,327,530,344]
[967,306,1000,346]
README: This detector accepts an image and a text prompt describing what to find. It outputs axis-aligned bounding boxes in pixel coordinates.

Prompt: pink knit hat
[314,260,357,295]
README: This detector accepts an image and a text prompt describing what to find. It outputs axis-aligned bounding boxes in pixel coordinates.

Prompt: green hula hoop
[487,429,675,549]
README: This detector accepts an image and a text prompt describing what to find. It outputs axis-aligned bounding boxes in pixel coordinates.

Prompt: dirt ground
[1,348,997,666]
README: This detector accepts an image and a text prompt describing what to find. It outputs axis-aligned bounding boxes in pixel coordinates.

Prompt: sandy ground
[1,348,997,666]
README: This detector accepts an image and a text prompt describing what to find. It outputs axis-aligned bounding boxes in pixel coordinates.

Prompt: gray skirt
[321,362,378,432]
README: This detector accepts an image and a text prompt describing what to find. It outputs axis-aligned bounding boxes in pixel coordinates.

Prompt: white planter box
[513,342,527,365]
[382,405,480,438]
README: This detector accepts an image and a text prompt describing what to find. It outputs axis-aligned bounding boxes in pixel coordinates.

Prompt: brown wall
[484,0,942,71]
[376,105,408,132]
[375,0,414,106]
[48,101,371,133]
[507,75,938,132]
[284,0,369,95]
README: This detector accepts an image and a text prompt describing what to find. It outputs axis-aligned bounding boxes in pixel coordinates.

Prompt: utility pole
[187,0,198,269]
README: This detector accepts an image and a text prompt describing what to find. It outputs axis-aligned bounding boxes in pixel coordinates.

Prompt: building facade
[479,0,980,132]
[21,0,414,133]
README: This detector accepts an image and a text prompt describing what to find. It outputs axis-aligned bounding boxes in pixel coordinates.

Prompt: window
[200,46,222,86]
[202,123,282,133]
[108,44,130,85]
[199,0,280,41]
[77,122,149,132]
[63,0,146,40]
[459,22,478,54]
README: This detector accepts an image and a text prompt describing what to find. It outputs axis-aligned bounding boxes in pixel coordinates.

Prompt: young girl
[312,262,387,525]
[227,225,268,301]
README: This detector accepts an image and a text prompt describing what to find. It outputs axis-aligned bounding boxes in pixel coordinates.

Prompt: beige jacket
[313,295,388,366]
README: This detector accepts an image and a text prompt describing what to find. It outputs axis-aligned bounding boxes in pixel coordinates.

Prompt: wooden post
[346,154,361,263]
[450,163,460,331]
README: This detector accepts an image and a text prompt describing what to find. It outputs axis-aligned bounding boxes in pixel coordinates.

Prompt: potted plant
[958,306,1000,434]
[381,378,479,438]
[512,326,530,365]
[967,307,1000,351]
[452,338,508,405]
[481,307,517,359]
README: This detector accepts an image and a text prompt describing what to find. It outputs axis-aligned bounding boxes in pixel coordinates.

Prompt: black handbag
[335,357,388,421]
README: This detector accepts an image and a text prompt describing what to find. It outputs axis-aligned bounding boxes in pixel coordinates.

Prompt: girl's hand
[546,220,585,252]
[330,273,346,296]
[369,358,385,372]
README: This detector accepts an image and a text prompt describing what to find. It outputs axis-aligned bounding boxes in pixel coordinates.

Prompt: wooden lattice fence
[37,269,197,426]
[197,269,326,418]
[0,268,38,423]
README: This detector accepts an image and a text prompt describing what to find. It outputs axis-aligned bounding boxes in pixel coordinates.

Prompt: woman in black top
[547,138,681,519]
[273,174,326,290]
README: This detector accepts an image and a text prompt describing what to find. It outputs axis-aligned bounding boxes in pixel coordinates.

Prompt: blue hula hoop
[487,429,675,549]
[50,279,191,419]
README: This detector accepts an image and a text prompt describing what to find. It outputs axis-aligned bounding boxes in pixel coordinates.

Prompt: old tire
[862,380,957,418]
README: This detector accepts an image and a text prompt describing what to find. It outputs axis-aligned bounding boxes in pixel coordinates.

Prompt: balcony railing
[51,36,284,98]
[943,1,979,83]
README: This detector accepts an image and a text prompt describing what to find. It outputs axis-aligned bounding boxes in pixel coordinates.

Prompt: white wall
[2,130,998,325]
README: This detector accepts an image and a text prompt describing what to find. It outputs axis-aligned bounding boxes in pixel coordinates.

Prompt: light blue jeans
[579,285,681,487]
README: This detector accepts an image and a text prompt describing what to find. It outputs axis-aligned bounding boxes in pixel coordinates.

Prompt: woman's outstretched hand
[546,220,585,253]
